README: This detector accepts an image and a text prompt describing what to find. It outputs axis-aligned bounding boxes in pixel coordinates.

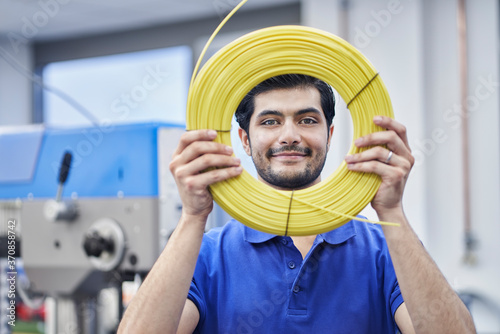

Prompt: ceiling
[0,0,297,42]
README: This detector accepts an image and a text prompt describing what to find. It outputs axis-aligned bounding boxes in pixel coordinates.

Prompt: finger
[200,165,243,187]
[373,116,411,151]
[183,165,243,190]
[173,129,218,157]
[177,141,234,166]
[354,130,408,153]
[180,154,241,177]
[346,159,407,181]
[345,147,411,170]
[354,130,409,158]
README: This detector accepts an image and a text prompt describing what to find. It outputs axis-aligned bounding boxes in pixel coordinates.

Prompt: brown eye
[262,119,278,126]
[300,118,317,125]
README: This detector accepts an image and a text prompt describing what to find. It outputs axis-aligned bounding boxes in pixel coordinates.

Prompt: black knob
[58,152,72,184]
[83,231,114,258]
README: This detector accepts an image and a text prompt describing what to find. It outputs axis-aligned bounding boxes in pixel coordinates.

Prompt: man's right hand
[119,129,240,333]
[169,129,242,220]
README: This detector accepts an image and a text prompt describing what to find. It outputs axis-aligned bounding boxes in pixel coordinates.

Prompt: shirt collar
[316,220,357,245]
[243,220,357,245]
[243,223,277,243]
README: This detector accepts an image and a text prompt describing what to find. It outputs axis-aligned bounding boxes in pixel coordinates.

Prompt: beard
[251,144,327,190]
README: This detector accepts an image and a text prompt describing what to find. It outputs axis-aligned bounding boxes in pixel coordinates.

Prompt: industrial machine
[0,122,187,333]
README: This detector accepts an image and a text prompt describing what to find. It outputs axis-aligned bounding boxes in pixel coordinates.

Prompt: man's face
[238,87,333,190]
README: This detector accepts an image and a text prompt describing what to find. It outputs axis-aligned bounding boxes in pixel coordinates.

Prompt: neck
[291,235,317,260]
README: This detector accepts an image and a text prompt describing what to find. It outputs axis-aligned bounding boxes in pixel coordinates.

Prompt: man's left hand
[344,116,414,215]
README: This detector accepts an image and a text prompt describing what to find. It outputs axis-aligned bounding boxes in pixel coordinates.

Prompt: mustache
[266,145,312,159]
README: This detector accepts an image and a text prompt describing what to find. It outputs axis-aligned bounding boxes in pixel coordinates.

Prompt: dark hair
[235,74,335,134]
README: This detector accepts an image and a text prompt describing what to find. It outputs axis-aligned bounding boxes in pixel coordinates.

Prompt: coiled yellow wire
[186,1,395,236]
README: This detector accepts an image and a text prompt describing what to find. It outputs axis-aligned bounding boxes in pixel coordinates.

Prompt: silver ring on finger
[385,150,393,164]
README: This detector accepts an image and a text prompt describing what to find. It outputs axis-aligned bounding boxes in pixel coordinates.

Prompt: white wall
[0,37,33,125]
[465,0,500,297]
[303,0,500,331]
[423,0,500,331]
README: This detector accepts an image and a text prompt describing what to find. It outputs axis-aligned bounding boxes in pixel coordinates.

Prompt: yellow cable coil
[187,23,394,236]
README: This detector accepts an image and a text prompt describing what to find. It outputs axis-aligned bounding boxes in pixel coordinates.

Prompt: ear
[238,128,252,156]
[327,124,334,151]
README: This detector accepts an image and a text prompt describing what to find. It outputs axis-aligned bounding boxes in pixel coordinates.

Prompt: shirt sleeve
[376,222,405,330]
[390,281,404,317]
[187,277,206,331]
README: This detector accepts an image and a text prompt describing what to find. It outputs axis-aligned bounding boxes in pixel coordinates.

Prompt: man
[118,74,475,333]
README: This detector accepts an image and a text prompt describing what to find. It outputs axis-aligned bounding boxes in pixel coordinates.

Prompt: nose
[278,121,301,146]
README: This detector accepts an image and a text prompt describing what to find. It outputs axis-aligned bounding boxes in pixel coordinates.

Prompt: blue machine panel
[0,122,184,199]
[0,125,44,184]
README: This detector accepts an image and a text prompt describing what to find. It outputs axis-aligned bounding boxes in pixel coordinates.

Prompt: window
[42,46,192,127]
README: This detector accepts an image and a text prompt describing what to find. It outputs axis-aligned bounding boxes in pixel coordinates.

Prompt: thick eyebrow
[256,110,283,118]
[296,107,322,116]
[256,107,322,118]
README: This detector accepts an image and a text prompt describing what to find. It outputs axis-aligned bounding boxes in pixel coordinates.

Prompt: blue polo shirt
[188,219,404,333]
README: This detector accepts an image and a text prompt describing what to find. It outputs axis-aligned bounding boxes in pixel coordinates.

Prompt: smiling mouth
[272,152,307,158]
[266,146,312,159]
